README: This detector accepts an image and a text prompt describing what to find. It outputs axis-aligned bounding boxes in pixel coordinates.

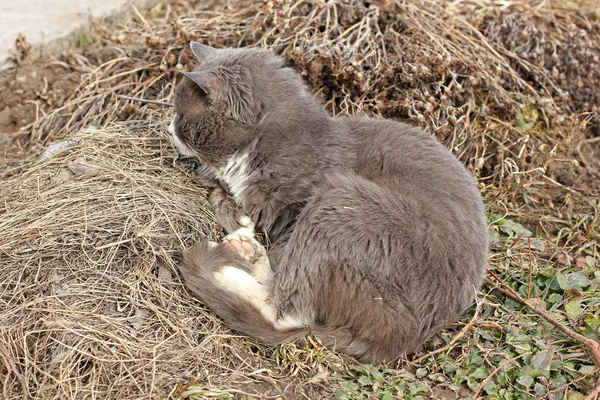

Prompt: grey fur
[171,43,489,363]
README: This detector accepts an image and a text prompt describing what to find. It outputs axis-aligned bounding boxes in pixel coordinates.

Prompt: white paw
[238,215,254,228]
[223,227,272,285]
[224,230,256,261]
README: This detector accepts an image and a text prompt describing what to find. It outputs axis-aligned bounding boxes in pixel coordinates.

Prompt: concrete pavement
[0,0,151,63]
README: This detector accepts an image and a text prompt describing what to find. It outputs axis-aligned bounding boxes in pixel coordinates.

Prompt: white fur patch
[217,152,251,203]
[232,226,254,239]
[212,266,307,330]
[213,266,268,303]
[253,256,274,286]
[169,118,197,157]
[239,215,253,228]
[274,315,308,330]
[213,266,274,320]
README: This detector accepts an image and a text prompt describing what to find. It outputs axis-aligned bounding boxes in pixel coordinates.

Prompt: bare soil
[0,63,81,134]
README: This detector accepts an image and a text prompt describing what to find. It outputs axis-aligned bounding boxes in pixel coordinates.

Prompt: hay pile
[1,0,600,398]
[0,122,312,398]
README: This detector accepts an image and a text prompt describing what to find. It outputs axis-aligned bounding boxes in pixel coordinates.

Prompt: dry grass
[0,121,343,399]
[0,0,599,398]
[0,121,243,398]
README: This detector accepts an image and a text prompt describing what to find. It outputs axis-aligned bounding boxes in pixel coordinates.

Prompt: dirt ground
[0,63,81,134]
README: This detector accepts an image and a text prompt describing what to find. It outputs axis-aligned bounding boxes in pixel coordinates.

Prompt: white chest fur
[217,152,251,203]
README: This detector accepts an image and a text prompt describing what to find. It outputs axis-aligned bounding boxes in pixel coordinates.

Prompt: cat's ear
[181,71,218,96]
[190,42,216,61]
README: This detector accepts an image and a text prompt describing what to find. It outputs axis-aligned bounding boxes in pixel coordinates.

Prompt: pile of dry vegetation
[1,0,599,398]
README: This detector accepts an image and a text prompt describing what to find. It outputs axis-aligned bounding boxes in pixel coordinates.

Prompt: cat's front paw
[209,188,254,233]
[223,227,262,261]
[237,215,254,229]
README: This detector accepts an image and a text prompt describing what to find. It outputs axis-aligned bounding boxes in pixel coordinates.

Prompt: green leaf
[531,350,552,374]
[497,371,509,385]
[521,365,542,379]
[568,272,591,289]
[341,381,359,393]
[550,375,567,388]
[558,272,591,290]
[547,293,563,303]
[579,365,597,375]
[513,342,532,354]
[469,367,488,380]
[550,360,564,371]
[517,375,534,388]
[443,361,457,374]
[586,256,597,267]
[584,315,600,331]
[483,380,497,395]
[469,354,484,366]
[556,273,568,290]
[78,33,87,47]
[357,375,373,387]
[534,382,547,396]
[565,299,584,318]
[496,218,533,237]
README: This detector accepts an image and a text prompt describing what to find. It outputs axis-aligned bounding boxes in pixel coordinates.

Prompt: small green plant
[335,364,430,400]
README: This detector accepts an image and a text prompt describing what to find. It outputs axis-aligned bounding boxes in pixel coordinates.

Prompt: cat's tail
[179,241,309,346]
[179,242,392,360]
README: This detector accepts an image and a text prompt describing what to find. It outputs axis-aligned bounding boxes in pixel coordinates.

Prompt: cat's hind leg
[179,237,306,345]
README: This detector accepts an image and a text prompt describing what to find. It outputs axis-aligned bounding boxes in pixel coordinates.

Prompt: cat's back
[342,117,483,214]
[339,116,488,281]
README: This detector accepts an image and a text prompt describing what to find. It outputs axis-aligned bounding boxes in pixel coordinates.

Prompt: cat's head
[169,43,293,165]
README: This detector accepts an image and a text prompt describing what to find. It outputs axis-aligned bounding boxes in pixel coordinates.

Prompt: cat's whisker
[117,95,172,107]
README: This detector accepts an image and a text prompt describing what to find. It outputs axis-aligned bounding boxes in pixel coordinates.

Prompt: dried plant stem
[487,269,600,399]
[472,352,531,399]
[545,368,600,399]
[116,95,173,107]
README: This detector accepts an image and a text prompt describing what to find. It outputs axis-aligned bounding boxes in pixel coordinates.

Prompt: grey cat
[169,42,489,363]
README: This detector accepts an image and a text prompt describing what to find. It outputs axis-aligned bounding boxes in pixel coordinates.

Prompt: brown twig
[472,352,531,399]
[587,381,600,400]
[486,269,600,399]
[527,237,533,299]
[544,367,600,398]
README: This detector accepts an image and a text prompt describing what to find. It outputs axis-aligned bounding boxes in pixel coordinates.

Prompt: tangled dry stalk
[1,0,599,398]
[0,122,228,398]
